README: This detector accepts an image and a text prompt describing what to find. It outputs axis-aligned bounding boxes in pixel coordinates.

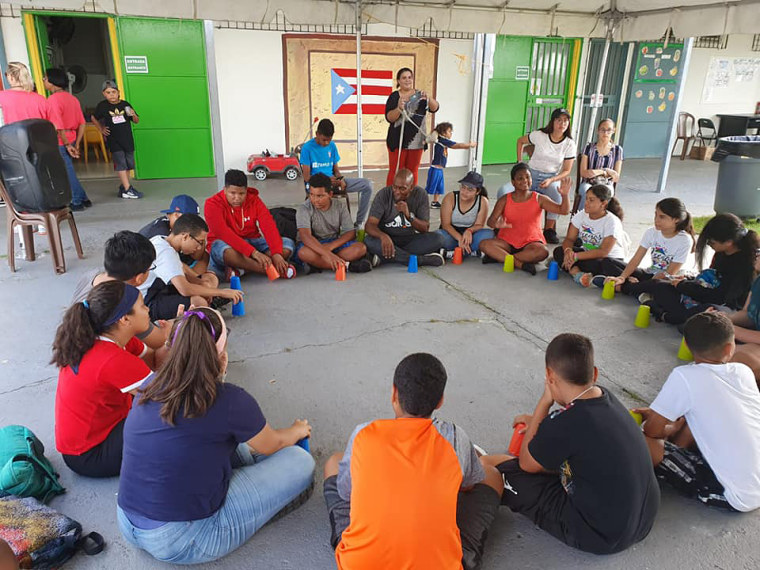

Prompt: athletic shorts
[656,441,737,510]
[425,166,445,195]
[112,150,135,171]
[324,475,500,569]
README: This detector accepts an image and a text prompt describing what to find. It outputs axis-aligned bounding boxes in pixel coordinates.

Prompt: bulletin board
[702,57,760,103]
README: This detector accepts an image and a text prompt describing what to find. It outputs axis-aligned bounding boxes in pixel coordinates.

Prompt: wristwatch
[409,212,416,221]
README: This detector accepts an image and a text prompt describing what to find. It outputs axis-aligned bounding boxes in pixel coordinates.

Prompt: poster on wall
[283,35,439,169]
[635,43,682,82]
[702,57,760,102]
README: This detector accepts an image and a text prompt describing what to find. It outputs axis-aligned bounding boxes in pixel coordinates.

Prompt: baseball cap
[101,79,119,91]
[458,171,484,188]
[160,194,200,214]
[551,108,571,121]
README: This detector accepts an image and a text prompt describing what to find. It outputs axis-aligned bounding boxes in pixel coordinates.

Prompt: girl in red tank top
[479,163,571,275]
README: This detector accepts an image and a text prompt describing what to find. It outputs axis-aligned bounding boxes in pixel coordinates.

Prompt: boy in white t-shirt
[635,311,760,511]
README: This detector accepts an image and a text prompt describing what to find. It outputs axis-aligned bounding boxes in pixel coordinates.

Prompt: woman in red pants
[384,67,439,187]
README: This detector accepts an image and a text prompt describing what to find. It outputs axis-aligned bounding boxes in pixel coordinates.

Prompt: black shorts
[144,280,192,321]
[656,441,737,510]
[62,419,124,478]
[112,150,135,171]
[323,476,500,570]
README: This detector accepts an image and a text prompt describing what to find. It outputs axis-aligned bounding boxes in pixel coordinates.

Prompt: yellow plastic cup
[503,254,515,273]
[677,337,694,361]
[629,410,643,426]
[634,304,651,328]
[601,279,615,300]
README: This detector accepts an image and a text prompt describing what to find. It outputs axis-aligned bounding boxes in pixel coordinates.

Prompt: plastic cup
[634,304,651,328]
[602,279,615,300]
[508,423,526,456]
[335,263,346,281]
[356,229,366,242]
[408,255,418,273]
[678,337,694,361]
[229,275,245,316]
[296,437,310,453]
[503,254,515,273]
[266,263,280,281]
[629,410,644,426]
[547,261,560,280]
[453,247,463,265]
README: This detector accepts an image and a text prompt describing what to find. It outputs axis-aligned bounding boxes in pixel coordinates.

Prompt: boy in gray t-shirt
[295,173,372,274]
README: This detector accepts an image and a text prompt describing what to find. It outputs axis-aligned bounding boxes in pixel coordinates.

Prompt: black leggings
[552,244,626,276]
[62,419,125,478]
[644,280,708,325]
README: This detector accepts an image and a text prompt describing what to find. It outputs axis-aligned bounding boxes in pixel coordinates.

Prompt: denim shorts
[294,238,356,262]
[209,236,295,276]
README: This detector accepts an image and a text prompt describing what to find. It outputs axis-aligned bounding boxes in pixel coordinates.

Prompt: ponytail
[50,281,134,369]
[657,197,696,252]
[606,197,624,221]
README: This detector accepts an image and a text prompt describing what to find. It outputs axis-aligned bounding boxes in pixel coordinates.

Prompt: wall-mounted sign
[515,65,530,80]
[125,56,149,74]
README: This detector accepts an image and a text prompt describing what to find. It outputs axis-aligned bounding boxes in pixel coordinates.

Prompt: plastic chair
[293,143,351,214]
[672,112,696,160]
[0,182,84,274]
[83,123,109,164]
[697,118,718,147]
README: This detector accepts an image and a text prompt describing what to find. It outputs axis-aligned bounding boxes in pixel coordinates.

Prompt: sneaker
[443,249,455,260]
[430,201,441,209]
[419,252,445,267]
[369,254,381,268]
[119,186,143,199]
[591,275,607,289]
[224,266,238,283]
[543,228,559,244]
[482,254,498,264]
[638,293,654,304]
[574,272,593,287]
[472,444,488,457]
[82,199,93,208]
[210,297,232,310]
[69,202,85,212]
[284,264,297,279]
[520,262,536,276]
[348,258,372,273]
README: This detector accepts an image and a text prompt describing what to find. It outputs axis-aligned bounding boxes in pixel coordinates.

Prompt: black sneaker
[430,201,441,209]
[210,297,232,310]
[119,186,142,199]
[482,254,498,264]
[543,228,559,244]
[82,199,93,208]
[369,254,381,268]
[69,203,85,212]
[521,262,536,276]
[591,275,606,289]
[348,258,372,273]
[419,252,445,267]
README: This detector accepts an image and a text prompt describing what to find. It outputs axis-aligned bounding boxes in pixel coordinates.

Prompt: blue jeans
[576,181,614,210]
[209,236,296,277]
[344,177,372,227]
[529,168,561,221]
[436,228,494,254]
[117,445,314,564]
[59,145,89,205]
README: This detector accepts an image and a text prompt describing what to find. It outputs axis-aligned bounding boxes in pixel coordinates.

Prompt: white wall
[212,24,475,172]
[1,16,29,65]
[680,34,760,125]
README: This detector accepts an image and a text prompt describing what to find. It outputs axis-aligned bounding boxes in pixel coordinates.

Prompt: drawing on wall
[648,90,655,100]
[668,91,675,101]
[646,105,654,114]
[734,58,760,82]
[702,57,759,102]
[658,102,667,112]
[635,89,643,98]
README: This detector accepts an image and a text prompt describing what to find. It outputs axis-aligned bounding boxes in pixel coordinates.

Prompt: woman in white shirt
[515,108,577,244]
[553,184,626,287]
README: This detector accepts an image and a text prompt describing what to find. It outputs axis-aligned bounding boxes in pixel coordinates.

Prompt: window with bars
[215,19,363,34]
[694,35,728,49]
[752,34,760,52]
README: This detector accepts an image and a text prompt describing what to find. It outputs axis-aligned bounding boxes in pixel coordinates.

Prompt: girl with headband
[52,280,154,478]
[117,307,315,564]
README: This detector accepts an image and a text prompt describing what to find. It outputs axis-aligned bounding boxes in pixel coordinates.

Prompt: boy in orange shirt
[323,353,503,570]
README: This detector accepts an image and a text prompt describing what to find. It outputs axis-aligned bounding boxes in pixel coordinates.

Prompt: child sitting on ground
[729,252,760,383]
[295,173,372,274]
[323,353,503,570]
[636,312,760,511]
[483,333,659,554]
[425,122,476,209]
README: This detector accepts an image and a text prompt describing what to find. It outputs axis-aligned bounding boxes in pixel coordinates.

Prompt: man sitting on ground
[324,353,503,570]
[364,168,444,267]
[637,311,760,512]
[138,194,209,274]
[295,173,372,274]
[205,169,296,280]
[300,118,372,228]
[138,214,242,320]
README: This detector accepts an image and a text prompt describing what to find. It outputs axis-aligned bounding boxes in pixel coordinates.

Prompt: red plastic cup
[508,423,526,456]
[335,263,346,281]
[453,247,463,265]
[266,263,280,281]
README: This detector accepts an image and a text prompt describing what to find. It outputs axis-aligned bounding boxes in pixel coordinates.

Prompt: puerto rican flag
[331,68,393,115]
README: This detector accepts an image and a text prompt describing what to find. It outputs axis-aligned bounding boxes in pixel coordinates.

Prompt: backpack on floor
[269,207,297,243]
[0,425,64,503]
[0,495,104,568]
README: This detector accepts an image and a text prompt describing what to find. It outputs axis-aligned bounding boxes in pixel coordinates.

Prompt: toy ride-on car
[246,149,301,181]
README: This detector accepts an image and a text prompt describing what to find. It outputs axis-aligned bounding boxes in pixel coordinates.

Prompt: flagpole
[355,0,363,177]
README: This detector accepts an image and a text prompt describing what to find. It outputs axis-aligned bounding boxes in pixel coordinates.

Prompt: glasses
[189,235,206,249]
[599,128,615,133]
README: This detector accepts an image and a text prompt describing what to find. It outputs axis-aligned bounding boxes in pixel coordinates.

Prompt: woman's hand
[539,177,553,189]
[562,248,576,271]
[291,419,312,441]
[606,168,620,182]
[459,229,473,254]
[609,275,626,286]
[558,177,571,197]
[494,217,511,229]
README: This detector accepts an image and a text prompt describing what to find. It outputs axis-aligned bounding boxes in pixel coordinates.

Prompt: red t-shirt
[55,336,151,456]
[0,90,49,124]
[47,91,85,145]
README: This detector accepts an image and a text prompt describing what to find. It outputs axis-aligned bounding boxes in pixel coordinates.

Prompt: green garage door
[117,17,214,179]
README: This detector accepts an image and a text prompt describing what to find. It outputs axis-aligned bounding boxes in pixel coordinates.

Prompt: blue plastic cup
[408,255,418,273]
[296,437,310,453]
[230,275,245,316]
[547,261,560,281]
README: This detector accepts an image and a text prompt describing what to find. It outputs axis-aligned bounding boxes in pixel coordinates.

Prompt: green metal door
[524,39,576,133]
[483,36,532,164]
[117,17,214,179]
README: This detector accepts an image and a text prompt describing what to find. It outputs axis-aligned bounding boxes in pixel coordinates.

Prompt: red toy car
[246,149,301,181]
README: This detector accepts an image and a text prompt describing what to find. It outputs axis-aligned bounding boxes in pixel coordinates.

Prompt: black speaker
[0,119,71,212]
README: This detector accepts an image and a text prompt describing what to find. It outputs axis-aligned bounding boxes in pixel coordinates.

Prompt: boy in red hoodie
[205,169,295,279]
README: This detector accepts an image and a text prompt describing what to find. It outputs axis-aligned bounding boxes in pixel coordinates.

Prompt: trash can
[712,135,760,218]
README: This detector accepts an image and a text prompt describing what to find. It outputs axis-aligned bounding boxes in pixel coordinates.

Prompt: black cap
[458,170,484,188]
[551,108,571,121]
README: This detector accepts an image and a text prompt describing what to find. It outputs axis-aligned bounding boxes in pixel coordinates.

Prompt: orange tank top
[497,192,546,248]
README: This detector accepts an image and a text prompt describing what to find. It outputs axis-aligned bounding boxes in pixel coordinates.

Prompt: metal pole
[469,33,484,171]
[203,20,225,190]
[355,0,363,176]
[585,26,612,146]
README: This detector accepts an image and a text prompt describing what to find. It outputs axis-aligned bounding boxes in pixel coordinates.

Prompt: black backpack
[269,207,297,243]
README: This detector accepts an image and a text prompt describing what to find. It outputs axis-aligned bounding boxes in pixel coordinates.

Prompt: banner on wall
[283,35,439,169]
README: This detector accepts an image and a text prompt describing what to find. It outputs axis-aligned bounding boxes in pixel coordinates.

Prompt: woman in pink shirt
[0,62,49,123]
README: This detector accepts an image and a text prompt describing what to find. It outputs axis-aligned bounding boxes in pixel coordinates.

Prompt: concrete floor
[1,158,758,569]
